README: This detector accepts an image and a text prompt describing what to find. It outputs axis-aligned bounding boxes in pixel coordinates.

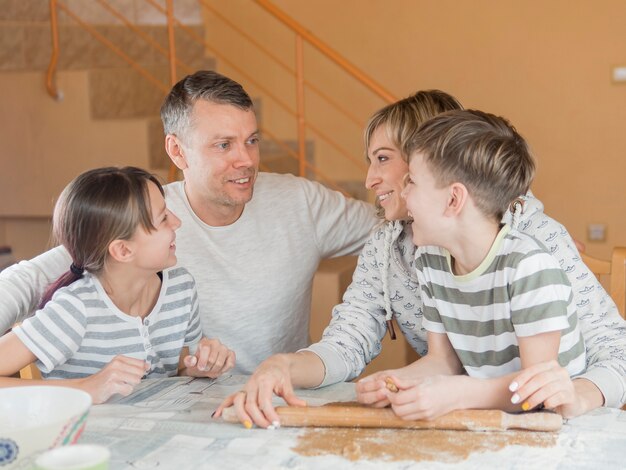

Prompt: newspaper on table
[81,374,357,470]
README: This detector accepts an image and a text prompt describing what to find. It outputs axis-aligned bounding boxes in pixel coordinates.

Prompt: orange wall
[203,0,626,258]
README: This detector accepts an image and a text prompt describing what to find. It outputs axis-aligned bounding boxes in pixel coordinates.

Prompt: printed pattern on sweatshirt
[306,220,428,385]
[14,267,201,379]
[502,193,626,406]
[416,226,586,378]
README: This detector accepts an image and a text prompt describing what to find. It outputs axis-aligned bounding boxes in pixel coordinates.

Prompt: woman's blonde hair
[364,90,463,217]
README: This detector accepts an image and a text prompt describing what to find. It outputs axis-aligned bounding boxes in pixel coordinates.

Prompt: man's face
[176,100,260,216]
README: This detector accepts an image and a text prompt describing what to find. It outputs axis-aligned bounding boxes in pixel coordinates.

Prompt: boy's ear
[445,183,468,216]
[165,134,188,171]
[108,239,135,263]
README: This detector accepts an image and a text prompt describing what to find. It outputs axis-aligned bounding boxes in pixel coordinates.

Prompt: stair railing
[45,0,397,196]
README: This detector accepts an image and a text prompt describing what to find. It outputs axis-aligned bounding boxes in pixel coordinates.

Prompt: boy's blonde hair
[407,109,535,221]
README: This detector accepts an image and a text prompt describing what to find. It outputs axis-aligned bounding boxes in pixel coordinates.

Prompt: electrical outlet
[588,224,606,242]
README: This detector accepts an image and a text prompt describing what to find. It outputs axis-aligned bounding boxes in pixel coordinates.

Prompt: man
[0,71,377,374]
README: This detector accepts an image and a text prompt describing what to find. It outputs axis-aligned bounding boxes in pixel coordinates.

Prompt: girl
[0,167,235,403]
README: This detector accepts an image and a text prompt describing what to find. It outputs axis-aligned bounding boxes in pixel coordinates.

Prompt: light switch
[588,224,606,242]
[612,66,626,82]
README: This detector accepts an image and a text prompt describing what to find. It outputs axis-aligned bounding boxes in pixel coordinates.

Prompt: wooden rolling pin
[221,403,562,432]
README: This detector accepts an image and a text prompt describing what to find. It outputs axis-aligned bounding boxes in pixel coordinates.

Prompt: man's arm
[299,177,378,258]
[0,245,70,334]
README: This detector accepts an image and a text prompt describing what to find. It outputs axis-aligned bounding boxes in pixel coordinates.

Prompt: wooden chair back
[581,247,626,319]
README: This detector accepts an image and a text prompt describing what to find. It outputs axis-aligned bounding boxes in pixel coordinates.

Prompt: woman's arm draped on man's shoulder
[0,246,71,334]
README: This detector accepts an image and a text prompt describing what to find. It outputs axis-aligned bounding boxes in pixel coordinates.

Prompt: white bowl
[0,386,92,469]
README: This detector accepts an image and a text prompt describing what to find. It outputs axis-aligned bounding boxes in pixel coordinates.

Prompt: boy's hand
[182,338,235,378]
[78,355,149,404]
[385,375,460,421]
[356,369,404,408]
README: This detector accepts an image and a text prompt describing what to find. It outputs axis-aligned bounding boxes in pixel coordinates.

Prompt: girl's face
[365,125,410,221]
[130,182,182,272]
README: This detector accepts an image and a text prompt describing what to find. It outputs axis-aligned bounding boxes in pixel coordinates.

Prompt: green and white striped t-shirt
[14,267,201,379]
[416,225,586,379]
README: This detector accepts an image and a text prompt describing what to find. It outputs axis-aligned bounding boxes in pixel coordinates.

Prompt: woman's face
[365,126,410,221]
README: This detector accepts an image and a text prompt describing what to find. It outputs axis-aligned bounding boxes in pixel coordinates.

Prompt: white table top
[71,375,626,469]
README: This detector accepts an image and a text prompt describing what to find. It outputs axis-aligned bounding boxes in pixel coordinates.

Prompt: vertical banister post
[46,0,61,100]
[165,0,177,86]
[295,34,306,177]
[165,0,178,182]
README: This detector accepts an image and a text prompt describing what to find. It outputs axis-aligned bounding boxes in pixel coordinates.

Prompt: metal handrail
[197,0,364,129]
[45,0,61,100]
[45,0,393,190]
[50,0,170,94]
[253,0,396,103]
[94,0,192,76]
[146,0,368,173]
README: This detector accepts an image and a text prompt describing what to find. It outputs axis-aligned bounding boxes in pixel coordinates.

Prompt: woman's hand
[181,338,235,379]
[509,360,601,418]
[213,354,307,429]
[77,355,149,404]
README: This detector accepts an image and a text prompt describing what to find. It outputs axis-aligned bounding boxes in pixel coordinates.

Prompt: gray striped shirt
[416,225,586,378]
[14,267,201,379]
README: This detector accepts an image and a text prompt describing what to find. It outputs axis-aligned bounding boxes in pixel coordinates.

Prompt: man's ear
[108,239,134,263]
[165,134,188,171]
[445,183,468,216]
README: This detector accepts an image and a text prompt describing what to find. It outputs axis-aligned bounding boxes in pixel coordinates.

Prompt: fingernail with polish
[509,381,518,392]
[511,393,520,404]
[272,420,281,429]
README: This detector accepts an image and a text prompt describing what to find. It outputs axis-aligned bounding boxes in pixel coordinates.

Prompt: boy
[390,110,585,419]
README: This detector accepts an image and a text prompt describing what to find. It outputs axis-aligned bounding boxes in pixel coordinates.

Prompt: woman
[215,91,626,428]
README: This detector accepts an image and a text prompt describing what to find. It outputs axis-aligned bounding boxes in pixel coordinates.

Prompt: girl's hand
[182,338,235,378]
[78,355,149,404]
[509,360,587,418]
[214,354,307,429]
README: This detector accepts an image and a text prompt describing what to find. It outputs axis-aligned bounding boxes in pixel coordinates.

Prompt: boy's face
[401,152,451,247]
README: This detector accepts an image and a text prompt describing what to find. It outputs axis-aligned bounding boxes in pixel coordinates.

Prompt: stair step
[2,23,210,73]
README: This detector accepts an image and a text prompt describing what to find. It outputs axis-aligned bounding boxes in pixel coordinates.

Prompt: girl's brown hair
[38,167,163,308]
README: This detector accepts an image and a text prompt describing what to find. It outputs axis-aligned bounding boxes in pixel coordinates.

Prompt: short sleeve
[13,291,88,373]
